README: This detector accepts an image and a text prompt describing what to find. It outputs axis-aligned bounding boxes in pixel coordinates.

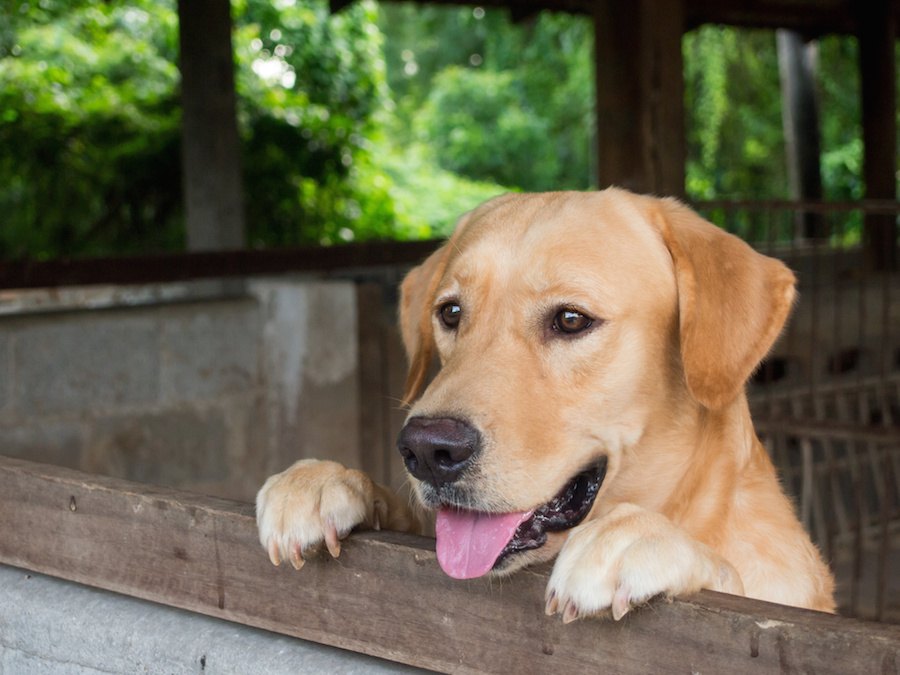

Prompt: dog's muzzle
[493,458,607,569]
[396,415,608,579]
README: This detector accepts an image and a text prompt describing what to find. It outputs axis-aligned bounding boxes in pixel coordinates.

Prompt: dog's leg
[256,459,420,569]
[544,503,743,622]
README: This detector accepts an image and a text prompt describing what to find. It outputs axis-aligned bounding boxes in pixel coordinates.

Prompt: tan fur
[256,188,834,619]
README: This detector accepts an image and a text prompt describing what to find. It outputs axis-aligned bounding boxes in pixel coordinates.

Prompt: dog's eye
[552,308,593,335]
[438,302,462,329]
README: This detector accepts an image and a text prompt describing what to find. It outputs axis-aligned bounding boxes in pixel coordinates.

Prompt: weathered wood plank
[0,240,439,291]
[0,455,896,674]
[859,0,898,271]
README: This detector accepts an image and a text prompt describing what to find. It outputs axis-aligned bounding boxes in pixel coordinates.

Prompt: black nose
[397,417,481,486]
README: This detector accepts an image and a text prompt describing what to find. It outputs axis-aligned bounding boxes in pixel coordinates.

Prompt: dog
[256,188,835,621]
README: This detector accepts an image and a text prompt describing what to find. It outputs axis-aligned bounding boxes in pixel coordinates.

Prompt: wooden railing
[0,455,897,674]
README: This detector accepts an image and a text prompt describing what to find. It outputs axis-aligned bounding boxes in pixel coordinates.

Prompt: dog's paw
[545,503,743,622]
[256,459,384,570]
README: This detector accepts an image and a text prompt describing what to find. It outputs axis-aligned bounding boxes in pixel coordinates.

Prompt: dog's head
[397,189,795,579]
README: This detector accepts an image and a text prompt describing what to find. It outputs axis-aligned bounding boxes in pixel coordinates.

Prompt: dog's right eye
[438,302,462,329]
[551,307,594,335]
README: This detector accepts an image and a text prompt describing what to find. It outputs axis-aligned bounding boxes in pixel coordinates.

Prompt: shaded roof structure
[331,0,899,35]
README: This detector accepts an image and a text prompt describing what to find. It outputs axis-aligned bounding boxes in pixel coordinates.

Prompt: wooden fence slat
[0,455,897,674]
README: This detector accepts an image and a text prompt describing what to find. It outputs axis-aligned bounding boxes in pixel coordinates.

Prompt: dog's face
[397,189,795,579]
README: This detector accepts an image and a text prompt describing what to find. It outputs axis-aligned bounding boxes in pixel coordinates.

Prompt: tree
[684,27,787,202]
[379,6,594,192]
[0,3,878,258]
[0,0,183,258]
[234,0,402,246]
[0,0,403,258]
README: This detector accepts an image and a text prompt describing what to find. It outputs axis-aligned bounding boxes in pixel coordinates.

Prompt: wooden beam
[348,0,889,35]
[328,0,356,13]
[594,0,686,196]
[177,0,246,251]
[374,0,594,16]
[858,0,898,272]
[509,7,541,24]
[324,0,891,36]
[0,240,440,290]
[685,0,861,35]
[0,455,896,674]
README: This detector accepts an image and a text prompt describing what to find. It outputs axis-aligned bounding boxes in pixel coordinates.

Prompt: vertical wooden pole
[777,30,825,240]
[178,0,246,251]
[594,0,686,197]
[858,0,897,271]
[356,282,390,484]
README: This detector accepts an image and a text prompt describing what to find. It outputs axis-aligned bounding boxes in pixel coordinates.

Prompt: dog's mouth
[434,457,607,579]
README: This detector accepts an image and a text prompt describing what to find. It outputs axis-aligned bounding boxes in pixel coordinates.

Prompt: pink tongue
[435,507,533,579]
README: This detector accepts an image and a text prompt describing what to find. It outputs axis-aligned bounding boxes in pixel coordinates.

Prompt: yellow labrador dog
[256,188,835,621]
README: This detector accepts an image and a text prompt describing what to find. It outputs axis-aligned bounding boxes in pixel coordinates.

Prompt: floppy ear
[651,197,796,409]
[399,243,453,404]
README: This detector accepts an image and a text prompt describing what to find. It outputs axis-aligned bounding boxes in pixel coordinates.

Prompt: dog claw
[325,522,342,558]
[267,539,281,567]
[289,542,305,570]
[545,591,559,616]
[562,600,579,624]
[612,585,631,621]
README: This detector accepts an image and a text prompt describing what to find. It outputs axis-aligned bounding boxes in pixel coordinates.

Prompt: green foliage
[373,138,505,239]
[416,67,557,190]
[233,0,402,245]
[684,27,787,200]
[0,0,182,258]
[380,6,593,193]
[0,3,884,259]
[0,0,403,257]
[817,35,863,202]
[683,25,876,208]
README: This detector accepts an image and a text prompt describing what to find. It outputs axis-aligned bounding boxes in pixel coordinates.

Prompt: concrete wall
[0,278,363,502]
[0,564,420,674]
[1,264,895,503]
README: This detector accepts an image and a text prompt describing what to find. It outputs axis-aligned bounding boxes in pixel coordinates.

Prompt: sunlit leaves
[380,7,593,193]
[0,0,399,255]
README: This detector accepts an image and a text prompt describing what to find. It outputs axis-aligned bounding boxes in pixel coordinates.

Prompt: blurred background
[0,0,888,256]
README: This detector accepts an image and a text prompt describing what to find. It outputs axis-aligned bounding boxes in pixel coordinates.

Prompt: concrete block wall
[0,279,362,502]
[0,564,420,674]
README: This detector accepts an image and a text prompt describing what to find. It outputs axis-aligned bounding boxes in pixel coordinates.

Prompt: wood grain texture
[0,455,897,674]
[594,0,686,197]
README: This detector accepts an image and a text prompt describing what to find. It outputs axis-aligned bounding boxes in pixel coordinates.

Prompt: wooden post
[776,30,826,240]
[593,0,686,197]
[178,0,246,251]
[858,0,897,271]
